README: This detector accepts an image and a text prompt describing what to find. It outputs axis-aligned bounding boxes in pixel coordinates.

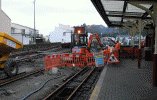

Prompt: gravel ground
[0,48,82,100]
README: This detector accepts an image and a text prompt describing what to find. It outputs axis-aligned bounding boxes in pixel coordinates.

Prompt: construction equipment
[0,32,23,77]
[44,27,120,70]
[71,26,103,55]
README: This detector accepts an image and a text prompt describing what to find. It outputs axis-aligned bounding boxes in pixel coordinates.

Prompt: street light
[33,0,36,44]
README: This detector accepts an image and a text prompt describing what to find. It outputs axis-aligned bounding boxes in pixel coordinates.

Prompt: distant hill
[78,24,147,37]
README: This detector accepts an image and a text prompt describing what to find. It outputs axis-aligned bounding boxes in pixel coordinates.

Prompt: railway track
[44,66,103,100]
[0,46,70,87]
[9,45,61,58]
[9,46,63,63]
[67,67,103,100]
[0,68,44,87]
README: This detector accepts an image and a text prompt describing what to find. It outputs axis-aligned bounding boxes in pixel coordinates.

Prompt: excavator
[71,26,104,55]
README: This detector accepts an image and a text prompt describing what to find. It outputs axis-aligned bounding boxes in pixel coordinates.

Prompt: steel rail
[66,66,96,100]
[10,45,60,57]
[0,68,44,86]
[43,66,92,100]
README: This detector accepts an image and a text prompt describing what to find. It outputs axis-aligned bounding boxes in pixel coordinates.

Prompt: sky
[1,0,107,36]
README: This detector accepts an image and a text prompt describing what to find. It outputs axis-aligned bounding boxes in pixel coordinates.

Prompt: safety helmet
[121,43,124,46]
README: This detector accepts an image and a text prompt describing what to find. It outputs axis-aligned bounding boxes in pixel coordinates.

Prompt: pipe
[21,72,64,100]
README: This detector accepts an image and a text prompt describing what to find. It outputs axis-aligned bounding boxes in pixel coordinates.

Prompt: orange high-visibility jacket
[108,46,110,52]
[115,42,120,50]
[141,40,146,47]
[103,46,110,52]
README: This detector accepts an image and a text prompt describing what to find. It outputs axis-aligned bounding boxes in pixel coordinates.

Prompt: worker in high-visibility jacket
[108,46,110,52]
[115,40,120,60]
[103,46,110,52]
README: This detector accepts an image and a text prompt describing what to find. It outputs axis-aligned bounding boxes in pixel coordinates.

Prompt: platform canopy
[91,0,156,28]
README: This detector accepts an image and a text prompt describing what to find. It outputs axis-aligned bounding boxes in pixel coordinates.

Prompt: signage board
[94,52,104,67]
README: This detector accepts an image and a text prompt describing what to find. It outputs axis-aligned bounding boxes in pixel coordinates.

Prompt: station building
[49,24,92,43]
[11,23,40,45]
[0,0,11,36]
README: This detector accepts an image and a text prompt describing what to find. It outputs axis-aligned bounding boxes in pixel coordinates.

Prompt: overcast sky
[2,0,107,36]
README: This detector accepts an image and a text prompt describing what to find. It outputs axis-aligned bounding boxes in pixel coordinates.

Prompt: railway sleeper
[55,88,75,100]
[67,82,81,87]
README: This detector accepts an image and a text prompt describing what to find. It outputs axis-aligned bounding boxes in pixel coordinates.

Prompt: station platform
[90,58,157,100]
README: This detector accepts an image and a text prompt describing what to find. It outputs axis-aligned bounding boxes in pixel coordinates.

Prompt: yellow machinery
[0,32,23,77]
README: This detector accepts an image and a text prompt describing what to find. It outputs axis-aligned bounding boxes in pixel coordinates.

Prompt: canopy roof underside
[91,0,156,28]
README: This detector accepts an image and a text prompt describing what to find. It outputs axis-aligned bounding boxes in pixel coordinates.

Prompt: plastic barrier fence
[103,51,110,63]
[44,54,61,71]
[122,47,142,57]
[44,50,121,70]
[61,53,86,67]
[112,48,119,59]
[86,53,95,66]
[134,48,142,57]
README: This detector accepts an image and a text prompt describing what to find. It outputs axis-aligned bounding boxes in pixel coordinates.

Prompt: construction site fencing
[44,54,61,71]
[44,50,120,70]
[60,53,86,67]
[112,48,119,59]
[103,50,110,63]
[86,53,95,66]
[122,47,142,57]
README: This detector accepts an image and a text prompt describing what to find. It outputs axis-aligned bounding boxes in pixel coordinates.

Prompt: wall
[0,0,11,35]
[23,35,31,45]
[50,27,92,43]
[44,35,49,42]
[62,32,71,43]
[59,23,74,32]
[11,33,31,45]
[0,10,11,36]
[11,23,39,41]
[11,33,22,43]
[11,23,30,34]
[50,27,66,42]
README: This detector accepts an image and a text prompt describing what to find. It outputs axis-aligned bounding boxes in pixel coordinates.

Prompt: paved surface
[90,58,157,100]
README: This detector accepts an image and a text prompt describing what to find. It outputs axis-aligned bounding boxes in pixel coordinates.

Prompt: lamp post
[33,0,36,44]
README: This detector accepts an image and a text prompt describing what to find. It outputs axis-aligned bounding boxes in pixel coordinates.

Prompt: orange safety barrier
[134,48,142,57]
[61,53,86,67]
[103,50,110,63]
[86,53,95,66]
[44,54,61,71]
[122,48,132,57]
[112,48,119,59]
[122,47,142,57]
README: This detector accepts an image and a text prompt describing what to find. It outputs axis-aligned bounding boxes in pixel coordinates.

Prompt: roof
[11,23,39,31]
[91,0,155,28]
[1,10,11,20]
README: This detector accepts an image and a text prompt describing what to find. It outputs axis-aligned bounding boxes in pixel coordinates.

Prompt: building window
[11,27,15,33]
[62,39,64,42]
[63,32,66,36]
[21,29,25,34]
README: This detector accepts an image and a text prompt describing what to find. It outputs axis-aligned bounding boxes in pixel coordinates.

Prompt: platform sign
[94,52,104,67]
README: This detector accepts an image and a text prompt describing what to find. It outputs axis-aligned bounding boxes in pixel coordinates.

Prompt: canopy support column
[129,1,157,87]
[153,3,157,87]
[138,19,142,68]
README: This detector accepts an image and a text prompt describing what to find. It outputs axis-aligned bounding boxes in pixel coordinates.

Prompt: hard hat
[121,43,124,46]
